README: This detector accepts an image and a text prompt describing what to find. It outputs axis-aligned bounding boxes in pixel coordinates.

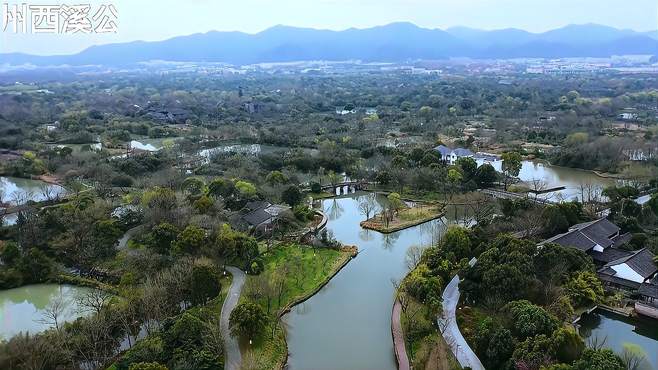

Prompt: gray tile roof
[611,233,633,247]
[539,218,623,252]
[590,247,634,264]
[597,270,643,289]
[433,145,474,159]
[604,248,658,280]
[434,145,452,158]
[242,208,272,226]
[453,148,474,157]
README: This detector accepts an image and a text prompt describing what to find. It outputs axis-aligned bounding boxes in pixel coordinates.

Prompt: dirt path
[391,298,410,370]
[221,266,246,370]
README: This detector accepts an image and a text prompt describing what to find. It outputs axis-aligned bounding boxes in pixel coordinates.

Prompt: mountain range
[1,23,657,66]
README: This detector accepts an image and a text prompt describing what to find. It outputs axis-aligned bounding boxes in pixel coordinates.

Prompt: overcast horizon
[1,0,657,56]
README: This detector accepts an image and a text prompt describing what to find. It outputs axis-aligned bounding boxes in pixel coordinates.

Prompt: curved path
[438,258,484,370]
[391,299,411,370]
[117,225,143,250]
[221,266,246,370]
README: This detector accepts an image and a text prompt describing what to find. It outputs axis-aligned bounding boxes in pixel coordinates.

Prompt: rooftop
[539,218,622,252]
[604,248,657,280]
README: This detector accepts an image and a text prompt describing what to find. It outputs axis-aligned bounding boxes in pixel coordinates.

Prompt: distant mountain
[1,23,657,66]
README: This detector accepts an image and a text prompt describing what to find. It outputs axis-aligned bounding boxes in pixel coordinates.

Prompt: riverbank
[236,244,356,370]
[360,204,444,233]
[394,286,460,370]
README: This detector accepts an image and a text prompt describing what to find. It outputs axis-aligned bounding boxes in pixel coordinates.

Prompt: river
[0,284,98,340]
[283,193,470,370]
[578,309,658,369]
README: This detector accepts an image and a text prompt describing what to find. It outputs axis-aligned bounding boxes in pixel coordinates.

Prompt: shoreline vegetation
[235,243,357,370]
[395,262,461,370]
[360,203,445,233]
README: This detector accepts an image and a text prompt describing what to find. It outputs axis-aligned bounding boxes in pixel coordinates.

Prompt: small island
[359,193,445,233]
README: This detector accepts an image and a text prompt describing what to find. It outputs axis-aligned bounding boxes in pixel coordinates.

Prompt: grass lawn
[239,244,353,369]
[361,204,444,233]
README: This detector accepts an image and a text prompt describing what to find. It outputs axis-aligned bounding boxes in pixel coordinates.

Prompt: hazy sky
[1,0,657,55]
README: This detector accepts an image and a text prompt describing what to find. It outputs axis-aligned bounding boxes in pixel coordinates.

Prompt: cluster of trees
[456,235,615,369]
[0,257,224,370]
[366,147,499,199]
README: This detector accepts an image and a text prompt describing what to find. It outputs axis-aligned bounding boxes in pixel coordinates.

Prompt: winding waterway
[283,193,470,370]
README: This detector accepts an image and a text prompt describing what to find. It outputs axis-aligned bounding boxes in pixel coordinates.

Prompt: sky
[1,0,657,55]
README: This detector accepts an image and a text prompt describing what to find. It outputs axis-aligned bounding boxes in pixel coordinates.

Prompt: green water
[0,176,66,205]
[0,284,97,340]
[283,193,470,370]
[579,309,658,369]
[477,159,617,201]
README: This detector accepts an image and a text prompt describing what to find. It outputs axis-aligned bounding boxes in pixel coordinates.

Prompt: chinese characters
[2,2,117,33]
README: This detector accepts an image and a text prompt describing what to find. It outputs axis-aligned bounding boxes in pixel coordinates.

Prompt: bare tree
[621,343,650,370]
[405,245,425,271]
[76,289,112,316]
[38,294,66,332]
[358,193,377,220]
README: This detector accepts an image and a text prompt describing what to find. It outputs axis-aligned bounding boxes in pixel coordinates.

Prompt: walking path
[117,225,143,250]
[438,258,484,370]
[391,299,411,370]
[221,266,246,370]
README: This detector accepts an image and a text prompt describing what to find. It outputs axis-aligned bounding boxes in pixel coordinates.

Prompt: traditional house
[637,277,658,319]
[597,248,657,292]
[434,145,474,165]
[237,201,290,234]
[539,218,658,303]
[538,218,632,265]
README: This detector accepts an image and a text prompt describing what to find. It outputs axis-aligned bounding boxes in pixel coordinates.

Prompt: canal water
[579,309,658,369]
[0,284,98,340]
[283,193,469,370]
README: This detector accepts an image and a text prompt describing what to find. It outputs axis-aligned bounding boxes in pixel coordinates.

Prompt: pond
[283,193,470,370]
[578,309,658,369]
[0,284,99,340]
[0,176,66,205]
[477,159,618,201]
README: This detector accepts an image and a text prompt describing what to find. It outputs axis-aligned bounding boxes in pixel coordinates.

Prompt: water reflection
[579,310,658,369]
[476,159,617,201]
[0,177,66,205]
[0,284,97,340]
[284,192,472,370]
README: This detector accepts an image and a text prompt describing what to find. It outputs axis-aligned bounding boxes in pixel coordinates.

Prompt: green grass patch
[239,244,352,369]
[401,296,461,370]
[361,204,444,233]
